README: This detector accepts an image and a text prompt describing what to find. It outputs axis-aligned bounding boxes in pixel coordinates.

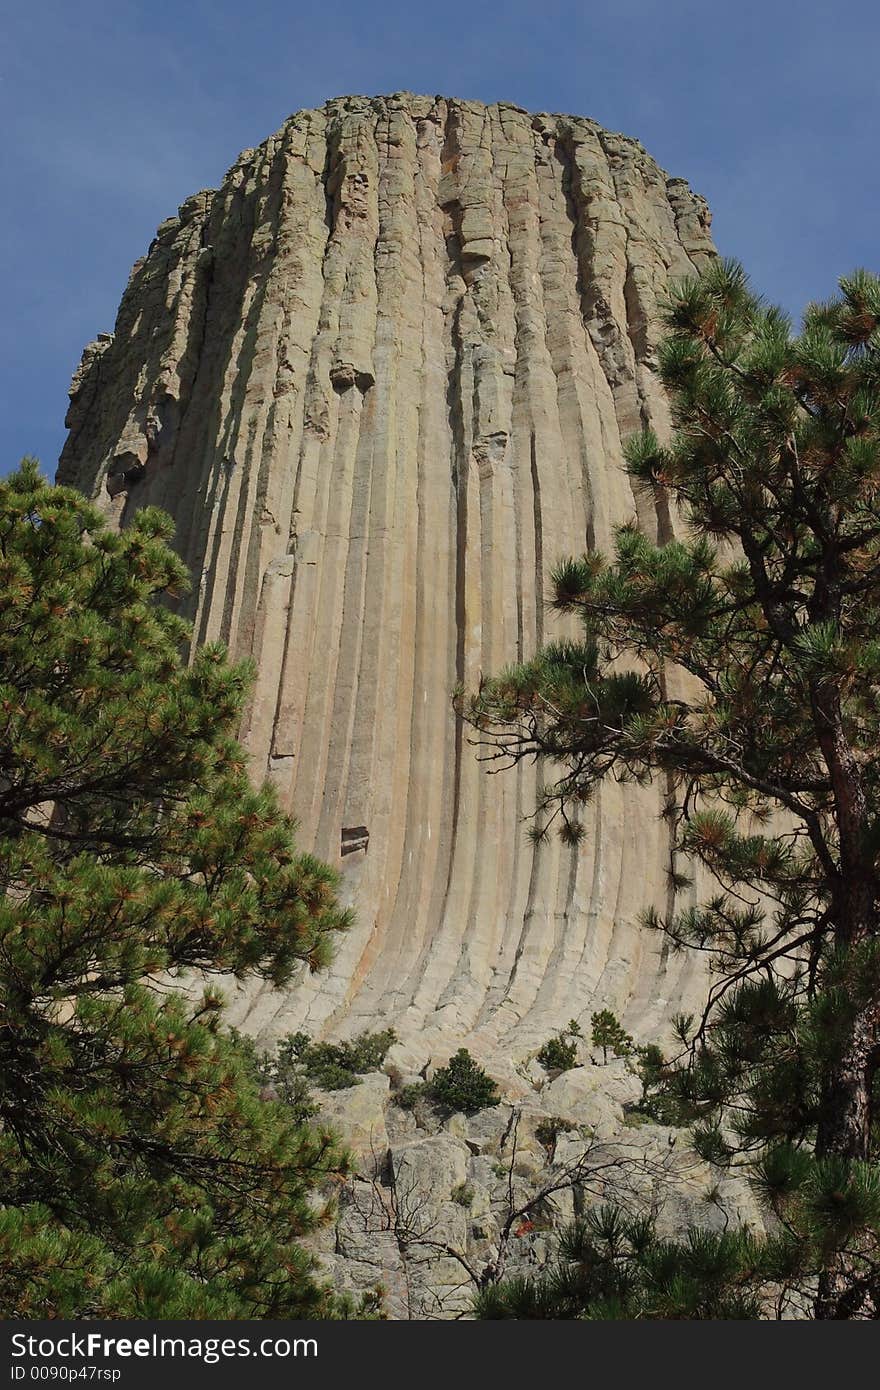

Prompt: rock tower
[58,94,716,1068]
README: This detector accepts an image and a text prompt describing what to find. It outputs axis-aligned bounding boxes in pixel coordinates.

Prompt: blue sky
[2,0,878,475]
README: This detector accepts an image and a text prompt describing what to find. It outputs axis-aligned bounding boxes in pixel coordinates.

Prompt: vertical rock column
[58,95,716,1059]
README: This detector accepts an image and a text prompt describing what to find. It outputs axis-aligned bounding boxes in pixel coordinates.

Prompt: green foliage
[278,1028,397,1092]
[466,263,880,1317]
[227,1028,318,1123]
[394,1082,429,1112]
[632,1044,690,1127]
[429,1049,500,1115]
[536,1036,578,1072]
[590,1010,633,1064]
[476,1204,771,1319]
[535,1117,568,1150]
[536,1022,580,1073]
[0,463,353,1318]
[621,1109,650,1129]
[451,1182,475,1207]
[393,1049,500,1117]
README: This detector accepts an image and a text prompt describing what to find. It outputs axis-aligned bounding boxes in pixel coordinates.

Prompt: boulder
[316,1072,390,1170]
[540,1065,631,1137]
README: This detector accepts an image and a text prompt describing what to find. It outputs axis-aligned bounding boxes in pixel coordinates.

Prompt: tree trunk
[813,992,880,1319]
[815,1012,878,1162]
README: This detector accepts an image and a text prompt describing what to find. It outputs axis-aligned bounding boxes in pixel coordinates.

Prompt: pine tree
[465,263,880,1318]
[0,462,353,1317]
[430,1049,500,1115]
[476,1205,768,1320]
[590,1010,633,1065]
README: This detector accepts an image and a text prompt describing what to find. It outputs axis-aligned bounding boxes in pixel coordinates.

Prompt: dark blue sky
[3,0,878,475]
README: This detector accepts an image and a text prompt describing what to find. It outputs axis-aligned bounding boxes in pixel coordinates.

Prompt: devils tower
[58,93,716,1068]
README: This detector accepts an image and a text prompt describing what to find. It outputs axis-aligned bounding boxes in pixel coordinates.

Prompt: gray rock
[315,1073,390,1170]
[391,1134,469,1200]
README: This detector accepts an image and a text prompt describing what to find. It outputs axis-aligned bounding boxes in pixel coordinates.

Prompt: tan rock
[541,1065,629,1136]
[57,94,717,1061]
[315,1072,390,1169]
[390,1134,470,1199]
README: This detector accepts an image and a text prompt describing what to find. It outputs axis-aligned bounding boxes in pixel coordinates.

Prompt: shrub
[622,1108,650,1129]
[590,1010,633,1064]
[394,1081,429,1111]
[391,1049,500,1118]
[429,1049,500,1115]
[267,1028,397,1093]
[535,1117,568,1150]
[536,1033,578,1073]
[631,1043,689,1125]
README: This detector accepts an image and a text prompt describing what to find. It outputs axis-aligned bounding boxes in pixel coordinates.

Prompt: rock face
[305,1056,764,1319]
[58,94,716,1059]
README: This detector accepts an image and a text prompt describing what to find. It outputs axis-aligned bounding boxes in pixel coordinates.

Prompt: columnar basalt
[58,94,716,1066]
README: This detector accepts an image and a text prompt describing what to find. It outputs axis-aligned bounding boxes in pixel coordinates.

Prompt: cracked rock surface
[305,1054,763,1319]
[58,94,717,1059]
